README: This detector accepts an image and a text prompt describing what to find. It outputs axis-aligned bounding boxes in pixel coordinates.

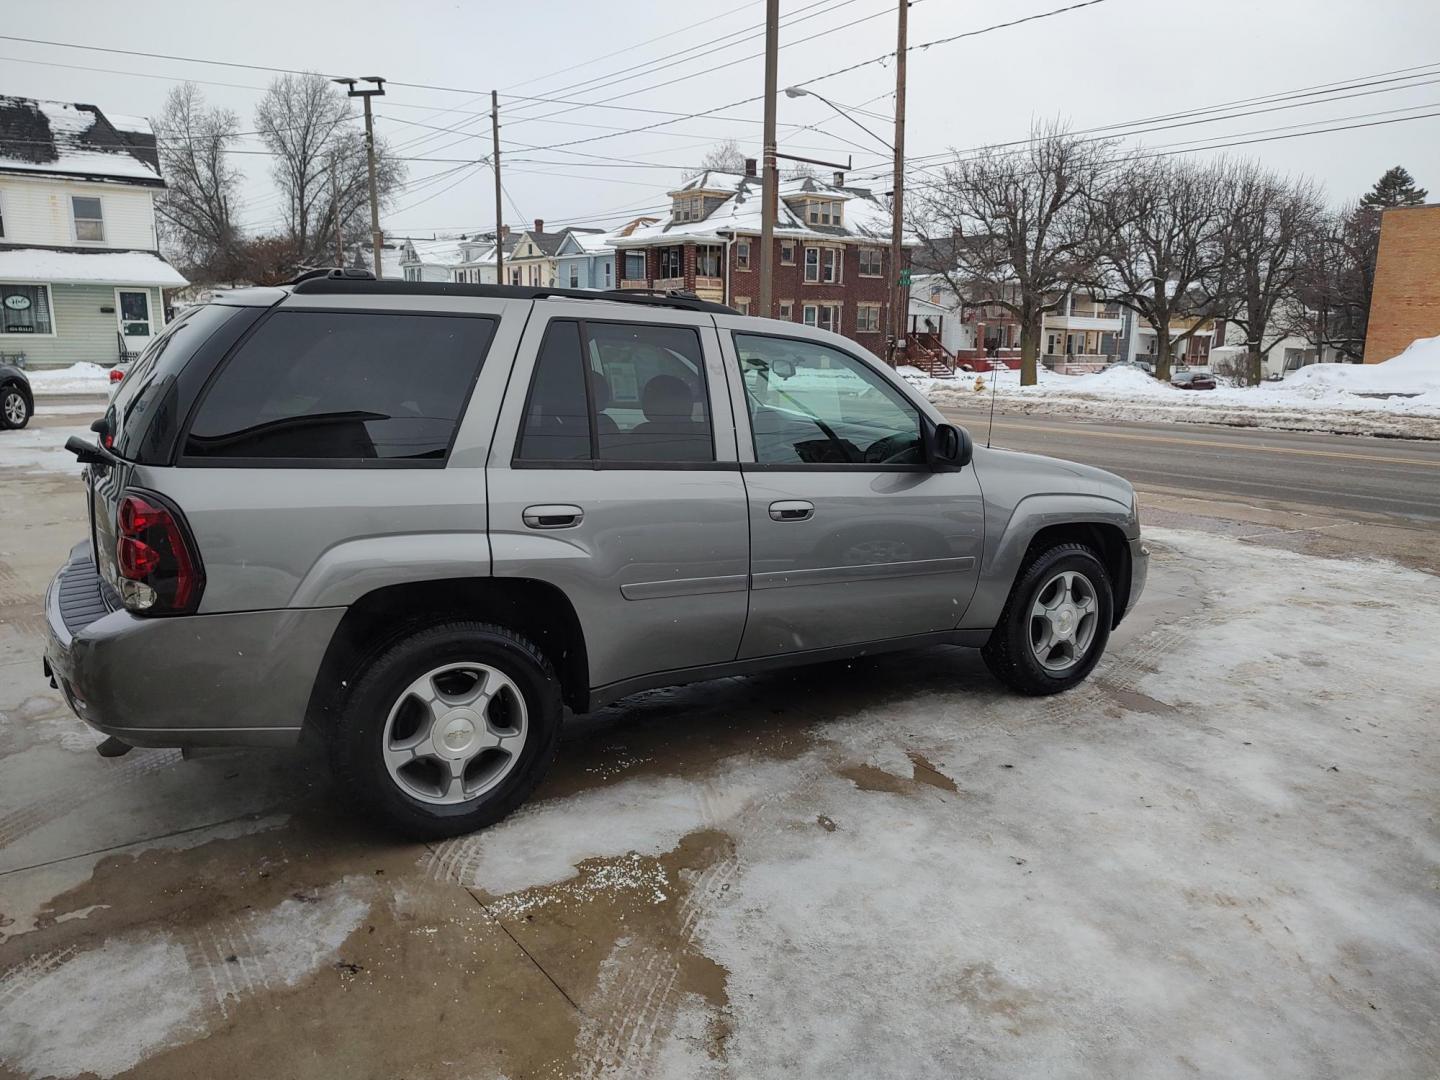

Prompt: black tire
[981,543,1113,696]
[1,384,30,430]
[328,620,563,838]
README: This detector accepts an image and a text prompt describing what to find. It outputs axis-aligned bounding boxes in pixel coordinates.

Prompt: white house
[0,96,187,368]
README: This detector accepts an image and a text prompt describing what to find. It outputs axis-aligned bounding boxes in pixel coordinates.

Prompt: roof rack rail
[287,277,734,314]
[287,266,376,286]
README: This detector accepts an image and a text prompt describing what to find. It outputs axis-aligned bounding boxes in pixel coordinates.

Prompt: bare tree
[153,83,244,282]
[255,73,405,266]
[686,139,747,179]
[911,122,1113,385]
[1092,156,1231,382]
[1213,164,1326,384]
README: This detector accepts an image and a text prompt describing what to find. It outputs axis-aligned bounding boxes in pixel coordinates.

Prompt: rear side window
[515,319,714,465]
[184,311,495,463]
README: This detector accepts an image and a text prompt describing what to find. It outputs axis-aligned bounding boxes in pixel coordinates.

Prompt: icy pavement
[1,526,1437,1078]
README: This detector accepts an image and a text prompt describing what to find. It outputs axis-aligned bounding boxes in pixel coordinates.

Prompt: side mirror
[929,422,973,470]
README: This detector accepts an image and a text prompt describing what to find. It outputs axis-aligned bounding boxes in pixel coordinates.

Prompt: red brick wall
[730,237,896,347]
[1365,204,1440,364]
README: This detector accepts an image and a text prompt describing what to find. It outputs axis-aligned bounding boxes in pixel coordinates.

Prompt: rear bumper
[44,542,345,748]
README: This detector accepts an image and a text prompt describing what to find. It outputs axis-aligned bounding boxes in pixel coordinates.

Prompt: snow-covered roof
[0,247,187,286]
[616,172,900,248]
[399,237,465,267]
[0,97,163,185]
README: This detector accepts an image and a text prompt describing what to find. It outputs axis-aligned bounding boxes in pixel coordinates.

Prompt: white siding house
[0,97,186,369]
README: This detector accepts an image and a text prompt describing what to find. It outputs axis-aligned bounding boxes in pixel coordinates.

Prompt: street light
[782,86,893,153]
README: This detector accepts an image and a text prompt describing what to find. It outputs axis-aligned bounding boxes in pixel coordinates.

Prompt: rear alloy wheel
[982,543,1113,695]
[1,387,29,430]
[330,621,563,837]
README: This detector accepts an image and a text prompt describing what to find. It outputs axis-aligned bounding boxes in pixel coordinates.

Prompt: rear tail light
[115,491,204,614]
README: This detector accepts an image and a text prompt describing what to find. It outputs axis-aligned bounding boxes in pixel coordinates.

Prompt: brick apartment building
[612,162,909,349]
[1364,202,1440,364]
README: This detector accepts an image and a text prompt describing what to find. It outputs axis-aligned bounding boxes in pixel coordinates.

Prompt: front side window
[184,311,495,462]
[1,283,52,334]
[735,332,922,467]
[696,245,722,277]
[516,320,715,465]
[735,298,751,316]
[802,247,840,284]
[568,265,580,288]
[72,196,104,242]
[778,301,793,320]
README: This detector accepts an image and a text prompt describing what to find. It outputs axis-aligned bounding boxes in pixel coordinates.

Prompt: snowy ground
[0,425,92,476]
[910,335,1440,440]
[4,524,1434,1078]
[17,363,112,396]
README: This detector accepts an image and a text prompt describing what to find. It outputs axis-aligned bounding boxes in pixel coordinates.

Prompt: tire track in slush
[0,749,184,850]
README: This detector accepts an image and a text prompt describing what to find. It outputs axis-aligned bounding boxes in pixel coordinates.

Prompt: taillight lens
[115,492,203,614]
[109,367,126,383]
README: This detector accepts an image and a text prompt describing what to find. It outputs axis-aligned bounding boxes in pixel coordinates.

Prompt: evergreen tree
[1359,166,1428,209]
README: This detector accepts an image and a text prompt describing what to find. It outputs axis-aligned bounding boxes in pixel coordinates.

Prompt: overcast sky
[7,0,1439,240]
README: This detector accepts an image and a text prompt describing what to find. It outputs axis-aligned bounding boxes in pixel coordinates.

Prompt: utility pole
[758,0,779,317]
[492,90,505,284]
[888,0,908,365]
[339,76,386,277]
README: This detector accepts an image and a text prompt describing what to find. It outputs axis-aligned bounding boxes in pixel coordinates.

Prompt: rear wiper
[65,435,120,467]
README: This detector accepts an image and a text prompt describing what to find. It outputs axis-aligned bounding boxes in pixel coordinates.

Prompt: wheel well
[305,577,591,725]
[1022,522,1131,627]
[1,379,31,405]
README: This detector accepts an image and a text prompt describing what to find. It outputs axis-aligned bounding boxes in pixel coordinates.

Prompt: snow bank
[22,363,111,395]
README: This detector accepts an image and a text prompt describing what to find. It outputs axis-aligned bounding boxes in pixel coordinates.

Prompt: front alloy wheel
[1029,570,1100,672]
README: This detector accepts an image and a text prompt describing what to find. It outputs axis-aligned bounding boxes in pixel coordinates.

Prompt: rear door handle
[769,500,814,522]
[523,504,584,529]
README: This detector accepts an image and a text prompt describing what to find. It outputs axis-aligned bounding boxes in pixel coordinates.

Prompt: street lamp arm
[784,86,894,154]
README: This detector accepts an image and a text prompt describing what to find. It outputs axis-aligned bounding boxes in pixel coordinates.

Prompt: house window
[804,247,840,284]
[569,265,580,288]
[802,303,841,333]
[736,239,751,271]
[856,303,881,333]
[1,284,53,335]
[673,194,704,222]
[72,196,105,242]
[604,262,613,287]
[778,301,793,320]
[403,266,420,282]
[624,251,646,281]
[859,248,883,277]
[805,200,841,227]
[780,240,796,265]
[510,268,521,285]
[659,246,683,279]
[735,297,751,316]
[696,245,722,278]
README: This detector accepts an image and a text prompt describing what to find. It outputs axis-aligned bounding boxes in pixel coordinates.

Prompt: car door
[486,301,750,693]
[717,323,985,659]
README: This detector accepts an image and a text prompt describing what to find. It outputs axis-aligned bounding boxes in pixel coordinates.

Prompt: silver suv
[44,273,1146,836]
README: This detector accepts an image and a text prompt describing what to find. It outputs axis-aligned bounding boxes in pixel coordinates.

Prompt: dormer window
[804,199,841,227]
[673,194,705,223]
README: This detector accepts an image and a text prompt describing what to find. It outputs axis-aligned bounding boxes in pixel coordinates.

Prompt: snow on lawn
[22,362,113,396]
[917,337,1440,438]
[431,529,1440,1079]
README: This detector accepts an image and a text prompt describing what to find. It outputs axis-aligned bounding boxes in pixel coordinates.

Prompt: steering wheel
[864,433,919,464]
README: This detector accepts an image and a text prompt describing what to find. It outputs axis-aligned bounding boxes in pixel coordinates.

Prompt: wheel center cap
[1054,608,1075,635]
[439,709,481,754]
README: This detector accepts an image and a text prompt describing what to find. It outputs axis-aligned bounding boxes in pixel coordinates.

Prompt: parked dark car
[0,362,33,429]
[1171,370,1216,390]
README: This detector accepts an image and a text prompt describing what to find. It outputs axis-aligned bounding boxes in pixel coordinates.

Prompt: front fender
[959,492,1136,631]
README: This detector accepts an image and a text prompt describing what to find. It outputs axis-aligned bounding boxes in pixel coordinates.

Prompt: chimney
[833,171,845,187]
[534,218,545,234]
[744,158,757,177]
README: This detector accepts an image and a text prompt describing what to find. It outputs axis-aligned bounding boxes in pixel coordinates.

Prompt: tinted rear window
[183,310,496,463]
[109,305,239,461]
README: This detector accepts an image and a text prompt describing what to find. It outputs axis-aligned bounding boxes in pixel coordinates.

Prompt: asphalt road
[938,405,1440,524]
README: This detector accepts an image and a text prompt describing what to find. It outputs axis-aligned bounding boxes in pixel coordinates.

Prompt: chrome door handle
[523,504,584,529]
[769,500,814,522]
